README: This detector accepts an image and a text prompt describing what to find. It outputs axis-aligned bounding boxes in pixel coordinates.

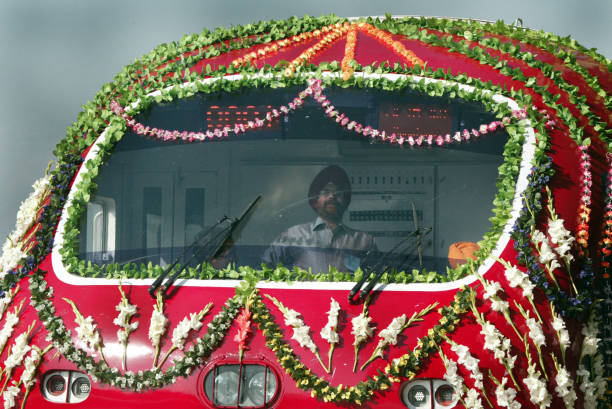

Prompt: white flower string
[148,291,168,368]
[515,302,547,379]
[157,303,213,369]
[0,300,24,357]
[360,302,438,371]
[549,302,570,364]
[469,293,520,390]
[350,295,375,372]
[319,297,340,371]
[521,336,551,408]
[552,355,577,409]
[113,281,139,371]
[0,322,34,395]
[266,295,329,373]
[63,298,107,366]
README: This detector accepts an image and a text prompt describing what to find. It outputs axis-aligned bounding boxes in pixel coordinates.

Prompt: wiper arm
[348,226,432,304]
[148,194,262,298]
[148,215,229,298]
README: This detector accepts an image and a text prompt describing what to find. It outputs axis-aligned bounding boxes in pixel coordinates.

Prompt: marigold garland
[284,22,351,77]
[356,22,424,67]
[231,23,337,68]
[341,27,357,81]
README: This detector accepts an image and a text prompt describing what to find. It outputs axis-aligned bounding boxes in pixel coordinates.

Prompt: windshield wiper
[148,194,262,298]
[348,226,431,304]
[349,202,431,304]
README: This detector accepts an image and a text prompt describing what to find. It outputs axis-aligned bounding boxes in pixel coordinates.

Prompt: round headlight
[247,368,277,406]
[406,384,429,407]
[214,370,240,406]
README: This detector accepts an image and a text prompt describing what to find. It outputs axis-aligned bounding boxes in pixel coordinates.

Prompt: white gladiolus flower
[114,283,139,369]
[378,315,406,345]
[351,313,374,345]
[451,342,484,390]
[580,320,600,357]
[483,281,502,299]
[548,218,572,243]
[20,347,42,388]
[531,230,546,244]
[75,315,102,349]
[523,363,551,408]
[0,308,20,353]
[0,175,50,278]
[551,313,570,352]
[4,331,32,372]
[320,298,340,344]
[495,377,521,409]
[149,307,167,348]
[291,325,317,352]
[526,318,546,347]
[171,312,204,350]
[554,365,577,409]
[3,383,20,409]
[490,299,509,313]
[548,218,575,264]
[442,359,464,400]
[538,239,557,266]
[283,309,302,327]
[504,265,525,288]
[464,388,483,409]
[503,265,535,298]
[577,365,598,409]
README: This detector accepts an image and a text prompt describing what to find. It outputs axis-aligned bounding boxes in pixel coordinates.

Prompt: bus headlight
[204,363,279,407]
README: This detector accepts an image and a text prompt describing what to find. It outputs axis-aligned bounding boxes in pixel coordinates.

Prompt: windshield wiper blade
[148,215,229,298]
[348,226,432,304]
[148,194,262,299]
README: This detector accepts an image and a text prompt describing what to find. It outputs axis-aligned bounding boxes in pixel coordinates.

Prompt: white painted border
[51,72,536,292]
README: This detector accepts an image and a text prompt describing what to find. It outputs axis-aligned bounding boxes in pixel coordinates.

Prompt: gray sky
[1,0,611,241]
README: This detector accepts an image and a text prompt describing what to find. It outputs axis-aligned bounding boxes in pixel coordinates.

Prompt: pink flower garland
[577,145,592,254]
[110,78,528,147]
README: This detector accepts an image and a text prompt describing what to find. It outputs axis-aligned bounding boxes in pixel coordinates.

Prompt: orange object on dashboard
[448,241,480,269]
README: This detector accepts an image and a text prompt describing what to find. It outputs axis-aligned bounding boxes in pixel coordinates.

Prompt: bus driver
[263,165,376,274]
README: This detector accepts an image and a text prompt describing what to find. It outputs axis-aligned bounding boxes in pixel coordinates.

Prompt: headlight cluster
[42,371,91,403]
[400,379,458,409]
[204,364,278,407]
